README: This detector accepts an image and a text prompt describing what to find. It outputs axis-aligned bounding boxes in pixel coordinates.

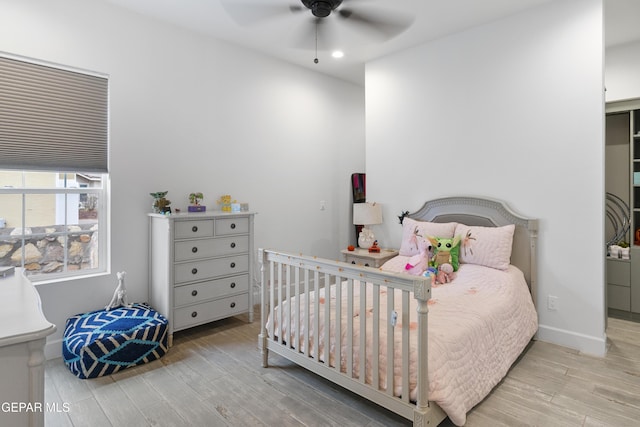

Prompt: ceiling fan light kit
[301,0,343,18]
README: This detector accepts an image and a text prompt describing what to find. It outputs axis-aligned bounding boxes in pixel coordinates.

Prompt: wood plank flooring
[44,313,640,427]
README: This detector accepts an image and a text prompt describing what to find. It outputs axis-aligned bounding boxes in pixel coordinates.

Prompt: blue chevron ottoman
[62,303,169,379]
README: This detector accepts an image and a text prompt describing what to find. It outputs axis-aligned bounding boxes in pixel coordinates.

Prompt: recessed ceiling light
[332,50,344,59]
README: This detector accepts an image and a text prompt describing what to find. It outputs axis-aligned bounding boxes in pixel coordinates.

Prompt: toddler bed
[258,196,538,426]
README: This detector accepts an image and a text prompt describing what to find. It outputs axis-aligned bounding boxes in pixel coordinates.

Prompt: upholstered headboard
[408,196,538,305]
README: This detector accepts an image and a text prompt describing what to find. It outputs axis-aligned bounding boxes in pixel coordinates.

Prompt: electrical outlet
[547,295,558,311]
[320,200,326,211]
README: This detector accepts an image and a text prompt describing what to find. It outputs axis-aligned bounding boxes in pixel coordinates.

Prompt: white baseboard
[536,324,607,357]
[45,337,63,360]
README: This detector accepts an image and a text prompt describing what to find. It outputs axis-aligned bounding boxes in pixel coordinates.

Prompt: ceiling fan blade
[221,1,293,26]
[338,8,414,40]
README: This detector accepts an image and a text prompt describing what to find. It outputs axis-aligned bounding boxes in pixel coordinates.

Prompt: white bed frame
[258,196,538,426]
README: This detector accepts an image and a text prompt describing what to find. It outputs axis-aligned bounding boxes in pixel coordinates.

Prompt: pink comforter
[267,261,538,426]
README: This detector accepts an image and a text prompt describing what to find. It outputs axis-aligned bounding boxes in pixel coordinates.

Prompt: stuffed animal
[427,235,461,284]
[427,235,461,269]
[435,263,454,284]
[423,266,437,281]
[404,236,433,276]
[405,252,429,276]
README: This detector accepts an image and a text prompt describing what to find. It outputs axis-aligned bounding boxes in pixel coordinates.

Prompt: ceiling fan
[293,0,343,18]
[221,0,414,62]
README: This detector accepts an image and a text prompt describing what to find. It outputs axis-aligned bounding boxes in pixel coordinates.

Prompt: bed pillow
[398,218,457,256]
[454,223,515,270]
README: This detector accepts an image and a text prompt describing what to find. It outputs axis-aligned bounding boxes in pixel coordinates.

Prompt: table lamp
[353,202,382,249]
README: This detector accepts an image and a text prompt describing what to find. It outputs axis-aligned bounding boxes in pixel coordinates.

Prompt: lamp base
[358,228,376,249]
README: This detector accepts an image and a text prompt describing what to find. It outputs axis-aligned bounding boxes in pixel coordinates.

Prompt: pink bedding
[267,258,538,426]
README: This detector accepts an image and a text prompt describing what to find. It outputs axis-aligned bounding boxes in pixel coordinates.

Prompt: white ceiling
[103,0,640,86]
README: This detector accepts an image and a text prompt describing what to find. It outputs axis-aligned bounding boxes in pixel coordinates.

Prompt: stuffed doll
[435,263,454,284]
[427,235,461,283]
[404,236,433,276]
[405,252,428,276]
[423,266,437,281]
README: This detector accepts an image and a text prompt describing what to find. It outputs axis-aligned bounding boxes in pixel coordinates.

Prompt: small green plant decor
[188,192,206,212]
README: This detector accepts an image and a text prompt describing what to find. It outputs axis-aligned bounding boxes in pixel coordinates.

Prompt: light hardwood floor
[45,313,640,427]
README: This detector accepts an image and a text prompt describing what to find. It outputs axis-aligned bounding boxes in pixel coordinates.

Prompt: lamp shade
[353,202,382,225]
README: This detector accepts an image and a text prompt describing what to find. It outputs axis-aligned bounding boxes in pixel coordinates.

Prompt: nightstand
[341,248,399,268]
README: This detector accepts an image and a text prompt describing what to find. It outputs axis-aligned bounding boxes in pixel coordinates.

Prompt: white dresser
[0,268,56,427]
[149,212,255,344]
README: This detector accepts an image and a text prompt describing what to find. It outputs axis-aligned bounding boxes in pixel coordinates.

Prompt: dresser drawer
[174,274,249,306]
[173,294,249,330]
[215,217,249,236]
[174,236,249,262]
[174,255,249,284]
[607,258,630,287]
[175,220,214,239]
[608,283,631,311]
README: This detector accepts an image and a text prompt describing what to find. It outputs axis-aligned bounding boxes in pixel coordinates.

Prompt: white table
[0,268,56,427]
[341,248,399,268]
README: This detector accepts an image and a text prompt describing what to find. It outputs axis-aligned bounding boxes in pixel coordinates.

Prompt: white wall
[0,0,365,358]
[365,0,606,355]
[606,40,640,102]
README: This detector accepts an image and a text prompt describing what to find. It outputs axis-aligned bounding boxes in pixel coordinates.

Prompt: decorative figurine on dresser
[148,210,256,346]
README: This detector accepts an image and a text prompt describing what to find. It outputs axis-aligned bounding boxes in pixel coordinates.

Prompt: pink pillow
[454,223,515,270]
[399,218,457,256]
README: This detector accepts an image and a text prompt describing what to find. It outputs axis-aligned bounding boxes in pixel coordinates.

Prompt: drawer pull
[192,247,198,253]
[191,290,198,297]
[230,302,236,308]
[192,226,198,232]
[230,242,236,248]
[351,261,356,264]
[230,282,236,289]
[191,268,198,275]
[364,263,370,267]
[230,223,236,229]
[230,262,236,268]
[191,311,198,318]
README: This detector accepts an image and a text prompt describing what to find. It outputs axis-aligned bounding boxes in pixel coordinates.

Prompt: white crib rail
[258,249,444,426]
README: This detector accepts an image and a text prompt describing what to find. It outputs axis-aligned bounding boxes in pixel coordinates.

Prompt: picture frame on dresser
[148,211,256,346]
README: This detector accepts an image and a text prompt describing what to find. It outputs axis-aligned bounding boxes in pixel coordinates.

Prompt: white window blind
[0,54,108,173]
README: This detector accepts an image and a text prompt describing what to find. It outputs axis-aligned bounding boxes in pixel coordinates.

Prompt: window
[0,171,108,280]
[0,53,109,281]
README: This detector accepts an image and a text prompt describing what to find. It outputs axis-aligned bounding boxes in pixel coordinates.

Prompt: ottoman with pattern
[62,303,168,379]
